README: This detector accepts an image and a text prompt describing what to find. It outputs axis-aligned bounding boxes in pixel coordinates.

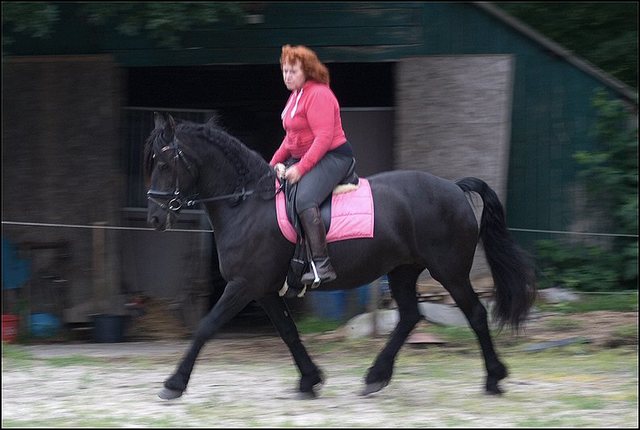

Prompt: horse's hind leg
[362,265,422,396]
[441,277,508,395]
[257,293,324,399]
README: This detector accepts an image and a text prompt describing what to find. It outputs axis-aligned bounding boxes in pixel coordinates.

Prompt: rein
[147,139,284,214]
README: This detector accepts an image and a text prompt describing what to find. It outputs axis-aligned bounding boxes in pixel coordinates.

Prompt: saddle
[283,158,359,235]
[281,158,359,297]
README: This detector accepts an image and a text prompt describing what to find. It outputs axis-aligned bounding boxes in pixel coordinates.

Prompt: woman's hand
[274,163,286,180]
[285,164,302,184]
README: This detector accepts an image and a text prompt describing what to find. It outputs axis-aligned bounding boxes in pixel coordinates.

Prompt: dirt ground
[2,310,637,428]
[513,309,638,347]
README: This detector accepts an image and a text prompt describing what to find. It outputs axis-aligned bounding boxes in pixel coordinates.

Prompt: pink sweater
[269,80,347,176]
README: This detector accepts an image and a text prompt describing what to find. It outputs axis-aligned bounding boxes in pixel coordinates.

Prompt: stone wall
[394,55,514,282]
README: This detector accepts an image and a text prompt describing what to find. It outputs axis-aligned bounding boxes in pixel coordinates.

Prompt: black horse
[145,112,536,400]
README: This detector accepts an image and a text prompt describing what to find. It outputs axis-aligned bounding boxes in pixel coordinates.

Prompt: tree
[497,2,638,90]
[2,2,246,51]
[535,90,638,291]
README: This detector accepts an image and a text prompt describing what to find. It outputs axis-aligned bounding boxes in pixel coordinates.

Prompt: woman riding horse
[270,44,356,287]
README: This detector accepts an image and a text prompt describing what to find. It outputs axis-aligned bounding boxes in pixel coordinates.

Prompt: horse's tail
[456,177,537,332]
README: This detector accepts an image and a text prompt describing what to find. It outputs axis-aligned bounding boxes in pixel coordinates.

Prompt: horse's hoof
[360,380,389,396]
[296,390,318,400]
[486,386,504,396]
[158,388,184,400]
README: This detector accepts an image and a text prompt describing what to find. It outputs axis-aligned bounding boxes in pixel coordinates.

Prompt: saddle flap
[284,180,332,235]
[283,156,358,235]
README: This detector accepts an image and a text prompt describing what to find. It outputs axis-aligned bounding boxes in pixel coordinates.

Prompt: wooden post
[92,222,107,314]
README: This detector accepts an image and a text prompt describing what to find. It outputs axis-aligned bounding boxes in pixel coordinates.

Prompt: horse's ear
[205,113,219,127]
[154,112,175,138]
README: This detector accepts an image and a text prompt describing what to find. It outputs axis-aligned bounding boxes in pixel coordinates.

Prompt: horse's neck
[198,137,270,193]
[196,134,274,234]
[203,196,266,240]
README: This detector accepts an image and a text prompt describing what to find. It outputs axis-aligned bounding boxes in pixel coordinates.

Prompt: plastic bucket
[30,313,61,338]
[307,285,371,322]
[308,290,346,321]
[93,314,126,343]
[2,314,19,343]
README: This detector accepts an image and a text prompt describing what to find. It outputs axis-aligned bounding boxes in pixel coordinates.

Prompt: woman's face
[282,60,305,91]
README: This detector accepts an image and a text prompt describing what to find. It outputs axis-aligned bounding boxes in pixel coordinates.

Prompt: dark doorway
[126,62,394,331]
[127,62,393,157]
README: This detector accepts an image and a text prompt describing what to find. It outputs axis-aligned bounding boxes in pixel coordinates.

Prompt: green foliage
[78,2,245,49]
[1,2,59,38]
[535,239,622,291]
[1,1,59,49]
[575,91,639,234]
[535,91,638,292]
[497,2,638,89]
[2,2,246,51]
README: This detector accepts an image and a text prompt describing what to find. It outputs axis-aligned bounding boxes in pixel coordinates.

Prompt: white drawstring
[282,88,304,121]
[290,88,303,118]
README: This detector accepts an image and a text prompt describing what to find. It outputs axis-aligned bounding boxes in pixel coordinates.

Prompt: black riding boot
[299,206,337,287]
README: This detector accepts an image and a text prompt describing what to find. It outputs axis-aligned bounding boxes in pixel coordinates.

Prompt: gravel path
[2,324,638,428]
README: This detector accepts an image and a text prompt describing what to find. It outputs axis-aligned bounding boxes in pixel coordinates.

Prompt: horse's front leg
[159,281,253,400]
[257,293,325,399]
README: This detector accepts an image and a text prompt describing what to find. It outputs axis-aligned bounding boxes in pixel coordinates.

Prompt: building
[2,2,636,330]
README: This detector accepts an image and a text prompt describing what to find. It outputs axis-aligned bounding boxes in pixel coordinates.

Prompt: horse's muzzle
[148,215,165,231]
[148,211,175,231]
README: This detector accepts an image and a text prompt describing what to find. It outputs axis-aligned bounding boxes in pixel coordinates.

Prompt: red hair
[280,44,330,84]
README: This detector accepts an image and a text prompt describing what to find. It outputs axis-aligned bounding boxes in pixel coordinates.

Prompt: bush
[535,90,638,291]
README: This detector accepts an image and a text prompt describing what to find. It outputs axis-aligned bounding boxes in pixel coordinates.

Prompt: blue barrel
[307,284,372,322]
[30,313,61,338]
[93,314,126,343]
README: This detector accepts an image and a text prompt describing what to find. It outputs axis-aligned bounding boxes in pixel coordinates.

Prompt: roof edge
[473,2,638,105]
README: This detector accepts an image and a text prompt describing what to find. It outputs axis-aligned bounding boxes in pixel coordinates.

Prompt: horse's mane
[143,127,161,181]
[191,121,272,185]
[144,118,273,187]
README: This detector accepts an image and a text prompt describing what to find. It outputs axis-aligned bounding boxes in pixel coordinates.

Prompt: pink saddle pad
[276,178,374,244]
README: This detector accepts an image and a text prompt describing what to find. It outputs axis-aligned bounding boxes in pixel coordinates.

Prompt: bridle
[147,139,283,214]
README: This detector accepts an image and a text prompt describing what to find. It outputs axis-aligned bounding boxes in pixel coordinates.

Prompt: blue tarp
[2,237,31,290]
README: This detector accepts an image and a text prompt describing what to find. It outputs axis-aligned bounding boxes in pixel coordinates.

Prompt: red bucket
[2,314,19,343]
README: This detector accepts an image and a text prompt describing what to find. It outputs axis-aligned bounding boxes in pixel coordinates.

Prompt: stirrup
[309,260,321,289]
[279,282,307,298]
[301,259,336,288]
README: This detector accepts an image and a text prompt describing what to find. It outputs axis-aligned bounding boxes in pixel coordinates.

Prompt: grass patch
[536,291,638,313]
[2,343,34,363]
[543,316,583,331]
[294,316,343,334]
[559,394,606,410]
[423,324,476,343]
[611,324,638,340]
[44,355,106,367]
[517,416,590,427]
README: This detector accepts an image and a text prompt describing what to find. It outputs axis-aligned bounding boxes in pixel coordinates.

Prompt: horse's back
[367,169,460,193]
[367,169,472,217]
[365,169,479,251]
